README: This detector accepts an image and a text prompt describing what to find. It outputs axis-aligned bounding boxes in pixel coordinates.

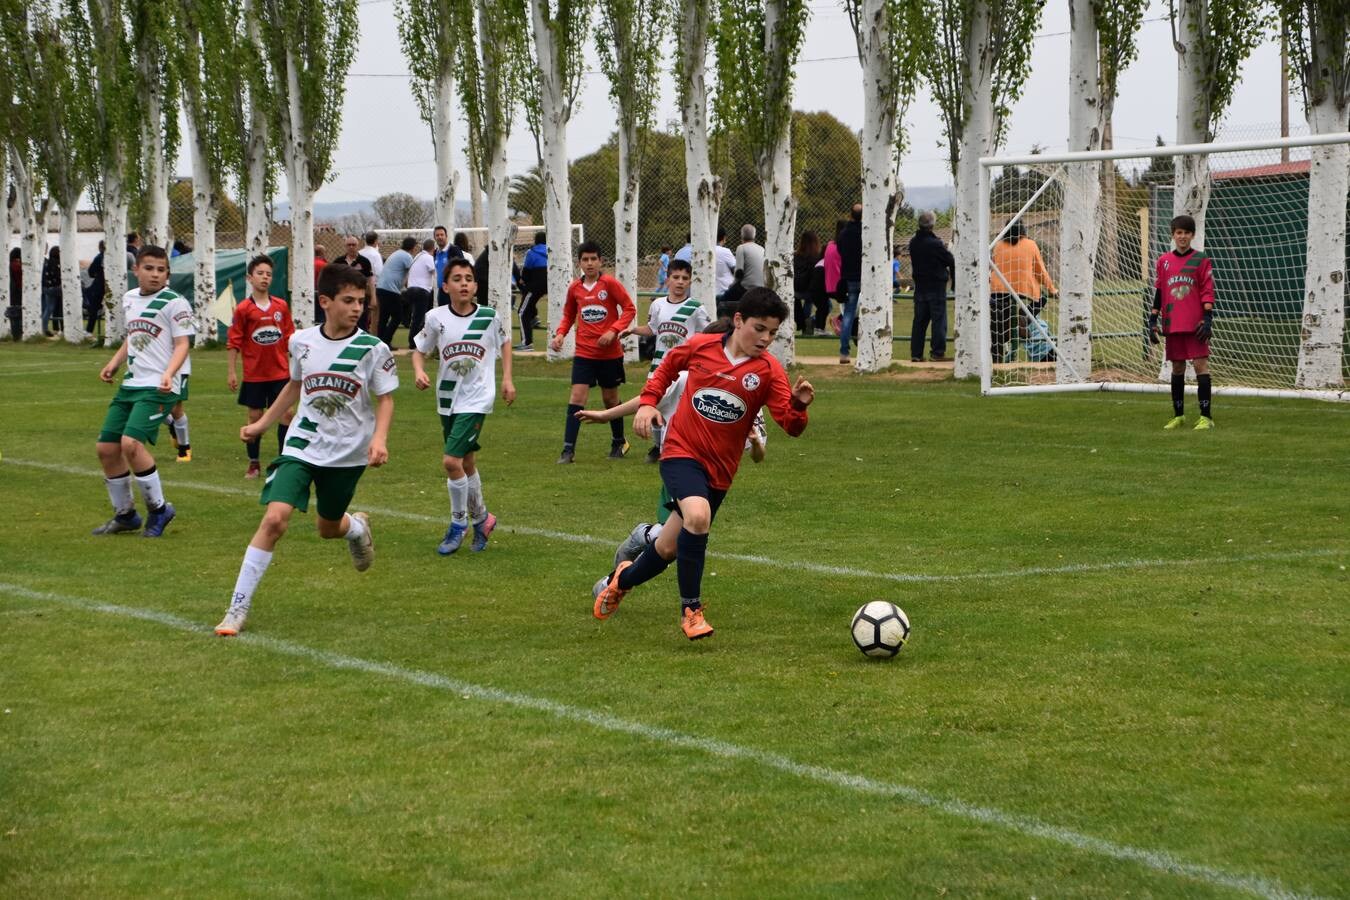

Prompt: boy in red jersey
[591,288,815,640]
[227,255,297,477]
[549,241,636,463]
[1149,215,1216,430]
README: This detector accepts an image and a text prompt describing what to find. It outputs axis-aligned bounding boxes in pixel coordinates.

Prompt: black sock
[1197,374,1211,419]
[247,438,261,462]
[675,529,708,605]
[1171,374,1185,416]
[610,416,625,444]
[564,404,583,447]
[276,423,289,453]
[617,542,671,590]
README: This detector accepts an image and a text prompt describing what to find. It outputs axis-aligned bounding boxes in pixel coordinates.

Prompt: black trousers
[376,288,406,347]
[405,287,432,348]
[516,291,543,345]
[990,293,1016,362]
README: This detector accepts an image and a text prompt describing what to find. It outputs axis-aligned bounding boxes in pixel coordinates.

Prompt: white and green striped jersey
[646,296,710,375]
[121,287,194,393]
[285,326,399,468]
[412,303,506,415]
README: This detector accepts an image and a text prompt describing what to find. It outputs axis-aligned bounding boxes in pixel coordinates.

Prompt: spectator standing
[713,226,736,300]
[86,240,108,335]
[656,245,671,290]
[516,232,548,351]
[376,236,417,348]
[332,235,374,329]
[988,221,1054,363]
[432,225,464,307]
[822,222,843,334]
[792,231,821,336]
[406,238,438,350]
[314,245,328,289]
[41,245,62,337]
[836,203,863,364]
[672,235,692,264]
[9,247,20,303]
[734,224,766,290]
[360,230,385,323]
[907,210,955,362]
[453,231,475,265]
[472,244,521,307]
[126,232,142,271]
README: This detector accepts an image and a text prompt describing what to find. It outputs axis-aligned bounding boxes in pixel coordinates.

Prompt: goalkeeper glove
[1147,311,1160,345]
[1195,309,1213,342]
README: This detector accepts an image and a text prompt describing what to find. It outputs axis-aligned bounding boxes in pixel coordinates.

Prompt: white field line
[0,580,1321,900]
[3,457,1342,583]
[0,362,107,377]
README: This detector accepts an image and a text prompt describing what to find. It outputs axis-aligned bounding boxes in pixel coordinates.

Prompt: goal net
[978,134,1350,402]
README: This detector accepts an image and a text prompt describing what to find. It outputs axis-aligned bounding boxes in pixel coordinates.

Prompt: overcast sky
[241,0,1301,209]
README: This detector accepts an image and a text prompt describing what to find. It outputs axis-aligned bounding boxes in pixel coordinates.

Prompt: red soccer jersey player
[1149,215,1217,430]
[549,242,637,463]
[591,287,815,641]
[227,254,297,477]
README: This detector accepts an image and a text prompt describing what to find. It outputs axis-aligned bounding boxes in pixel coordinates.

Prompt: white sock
[343,512,367,543]
[105,473,134,515]
[645,523,662,546]
[229,545,273,613]
[133,466,166,510]
[173,413,190,446]
[652,424,663,450]
[466,471,487,524]
[448,477,468,525]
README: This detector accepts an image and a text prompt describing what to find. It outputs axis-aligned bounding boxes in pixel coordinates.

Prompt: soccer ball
[850,601,910,658]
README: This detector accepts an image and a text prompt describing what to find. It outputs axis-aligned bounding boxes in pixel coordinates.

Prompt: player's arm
[634,341,690,437]
[549,291,577,351]
[576,394,642,423]
[243,379,301,441]
[158,335,190,393]
[499,326,516,405]
[1195,257,1216,341]
[604,278,637,344]
[100,340,129,383]
[765,369,812,437]
[411,349,432,390]
[368,391,393,467]
[226,307,245,390]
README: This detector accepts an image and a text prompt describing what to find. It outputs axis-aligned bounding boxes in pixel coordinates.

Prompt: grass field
[1,340,1347,898]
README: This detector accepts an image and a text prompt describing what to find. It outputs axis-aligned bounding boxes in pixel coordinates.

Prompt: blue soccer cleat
[437,522,468,556]
[142,503,176,538]
[471,513,497,552]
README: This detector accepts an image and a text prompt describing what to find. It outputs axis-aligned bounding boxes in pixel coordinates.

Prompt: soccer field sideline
[0,578,1324,900]
[3,456,1340,585]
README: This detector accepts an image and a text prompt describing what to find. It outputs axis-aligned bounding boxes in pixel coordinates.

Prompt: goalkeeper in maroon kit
[1149,215,1216,430]
[590,288,815,641]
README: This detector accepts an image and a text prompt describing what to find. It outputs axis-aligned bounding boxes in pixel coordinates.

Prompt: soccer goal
[372,224,585,259]
[977,133,1350,402]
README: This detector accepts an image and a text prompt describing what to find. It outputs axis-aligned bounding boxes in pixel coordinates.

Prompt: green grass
[1,342,1347,898]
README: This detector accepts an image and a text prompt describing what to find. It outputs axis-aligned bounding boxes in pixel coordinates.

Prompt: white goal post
[977,133,1350,403]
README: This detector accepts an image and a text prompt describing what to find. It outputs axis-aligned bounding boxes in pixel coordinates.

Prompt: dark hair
[433,224,448,235]
[1005,221,1025,244]
[246,254,274,275]
[850,203,863,222]
[736,287,789,323]
[48,246,61,261]
[576,240,603,259]
[453,232,471,251]
[315,246,327,260]
[661,245,671,253]
[10,247,20,262]
[444,257,475,279]
[533,232,547,245]
[318,260,367,298]
[126,232,140,245]
[717,226,727,242]
[137,245,169,264]
[667,258,692,275]
[400,236,418,252]
[1170,214,1197,234]
[796,230,820,257]
[364,231,379,245]
[703,317,732,334]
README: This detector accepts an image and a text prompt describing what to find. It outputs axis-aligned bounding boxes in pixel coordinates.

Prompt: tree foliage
[523,0,592,141]
[129,0,181,167]
[1092,0,1148,108]
[594,0,667,168]
[394,0,458,137]
[372,191,434,229]
[1275,0,1349,111]
[174,0,242,190]
[455,0,529,183]
[713,0,809,158]
[843,0,928,157]
[1169,0,1272,137]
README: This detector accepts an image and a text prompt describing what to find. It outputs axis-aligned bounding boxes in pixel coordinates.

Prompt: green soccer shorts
[440,413,485,458]
[259,456,366,522]
[97,385,180,445]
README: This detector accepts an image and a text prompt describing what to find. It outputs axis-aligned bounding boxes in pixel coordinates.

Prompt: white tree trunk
[1057,0,1103,383]
[614,114,641,362]
[58,200,85,343]
[1294,98,1349,389]
[855,0,898,373]
[532,0,576,362]
[759,140,797,366]
[1173,0,1211,245]
[485,141,516,325]
[468,148,485,228]
[283,48,315,329]
[187,111,219,344]
[431,68,460,231]
[243,5,270,255]
[679,0,720,319]
[103,161,130,341]
[0,160,7,318]
[952,5,995,379]
[140,57,171,247]
[11,149,45,338]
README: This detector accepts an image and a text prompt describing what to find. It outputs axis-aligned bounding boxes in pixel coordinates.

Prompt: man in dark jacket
[516,233,548,350]
[835,203,863,362]
[907,210,955,362]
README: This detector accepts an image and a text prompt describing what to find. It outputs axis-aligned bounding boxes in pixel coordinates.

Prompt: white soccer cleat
[613,522,654,569]
[215,601,249,637]
[348,512,374,572]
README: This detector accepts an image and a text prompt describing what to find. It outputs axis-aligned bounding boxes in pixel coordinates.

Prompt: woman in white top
[405,239,439,351]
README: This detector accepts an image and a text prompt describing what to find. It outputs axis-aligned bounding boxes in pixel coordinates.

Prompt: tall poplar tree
[674,0,721,318]
[129,0,178,247]
[396,0,461,230]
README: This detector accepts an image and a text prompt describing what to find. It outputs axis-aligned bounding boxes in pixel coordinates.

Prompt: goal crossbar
[981,132,1350,167]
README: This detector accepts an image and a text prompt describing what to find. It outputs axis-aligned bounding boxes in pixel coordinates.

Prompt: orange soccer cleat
[593,561,632,619]
[680,606,714,640]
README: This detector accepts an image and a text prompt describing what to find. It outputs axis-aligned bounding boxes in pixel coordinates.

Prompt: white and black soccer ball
[850,601,910,658]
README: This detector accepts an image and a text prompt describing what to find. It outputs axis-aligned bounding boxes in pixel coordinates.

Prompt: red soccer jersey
[226,295,295,382]
[1154,249,1214,334]
[554,274,636,360]
[641,333,808,491]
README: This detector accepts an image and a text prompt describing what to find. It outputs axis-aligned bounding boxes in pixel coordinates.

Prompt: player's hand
[157,374,173,393]
[227,372,239,391]
[240,422,265,442]
[574,407,611,425]
[1147,312,1160,345]
[1195,311,1213,343]
[99,363,118,383]
[502,381,516,405]
[597,330,617,348]
[549,334,564,352]
[414,370,430,390]
[367,441,389,467]
[633,405,663,439]
[791,376,815,408]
